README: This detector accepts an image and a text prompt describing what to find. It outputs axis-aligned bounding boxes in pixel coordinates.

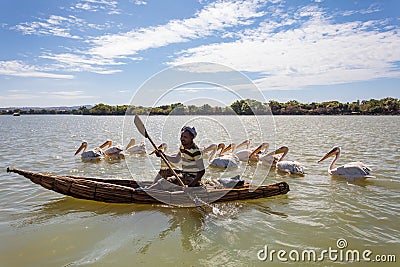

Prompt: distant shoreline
[2,97,399,116]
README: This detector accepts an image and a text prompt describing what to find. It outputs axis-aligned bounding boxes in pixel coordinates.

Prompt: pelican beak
[222,143,233,154]
[317,153,330,163]
[74,142,87,155]
[262,146,287,157]
[249,144,263,158]
[125,138,135,150]
[317,147,337,163]
[237,140,250,149]
[99,140,112,149]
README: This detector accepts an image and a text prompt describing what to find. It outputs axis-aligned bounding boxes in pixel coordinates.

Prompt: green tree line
[2,97,399,116]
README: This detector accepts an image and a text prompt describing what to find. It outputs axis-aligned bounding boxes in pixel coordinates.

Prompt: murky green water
[0,115,399,266]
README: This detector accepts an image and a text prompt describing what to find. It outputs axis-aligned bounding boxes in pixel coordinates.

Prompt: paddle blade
[134,115,148,138]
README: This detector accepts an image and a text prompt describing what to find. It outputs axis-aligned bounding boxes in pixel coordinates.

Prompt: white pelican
[207,143,240,169]
[99,140,125,160]
[125,138,146,154]
[256,146,304,175]
[318,146,372,179]
[74,141,103,161]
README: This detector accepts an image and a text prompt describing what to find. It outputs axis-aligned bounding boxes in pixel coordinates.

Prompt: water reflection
[15,194,290,255]
[329,174,376,188]
[13,197,136,227]
[250,203,288,218]
[15,196,206,252]
[139,208,205,253]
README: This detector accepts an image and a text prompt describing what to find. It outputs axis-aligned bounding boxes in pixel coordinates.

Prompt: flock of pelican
[74,139,373,180]
[200,141,306,176]
[74,138,146,161]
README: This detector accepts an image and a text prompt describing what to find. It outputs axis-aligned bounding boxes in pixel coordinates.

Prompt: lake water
[0,115,399,266]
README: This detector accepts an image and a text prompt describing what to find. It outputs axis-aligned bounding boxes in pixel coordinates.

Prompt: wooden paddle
[134,115,185,186]
[134,115,205,210]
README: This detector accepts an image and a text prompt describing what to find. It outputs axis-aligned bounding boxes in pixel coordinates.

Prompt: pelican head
[318,146,341,163]
[263,146,287,156]
[217,143,226,156]
[99,140,112,149]
[275,146,288,155]
[222,143,235,154]
[149,143,168,155]
[74,141,88,155]
[249,142,269,159]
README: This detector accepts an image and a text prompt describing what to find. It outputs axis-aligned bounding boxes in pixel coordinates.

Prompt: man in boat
[148,126,205,191]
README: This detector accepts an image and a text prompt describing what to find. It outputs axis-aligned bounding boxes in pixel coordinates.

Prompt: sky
[0,0,399,107]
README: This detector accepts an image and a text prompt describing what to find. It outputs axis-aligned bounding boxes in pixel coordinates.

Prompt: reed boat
[6,168,289,206]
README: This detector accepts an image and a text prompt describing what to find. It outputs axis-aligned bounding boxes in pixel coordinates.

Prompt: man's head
[180,126,196,146]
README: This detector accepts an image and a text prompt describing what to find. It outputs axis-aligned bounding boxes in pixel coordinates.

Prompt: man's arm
[156,150,181,163]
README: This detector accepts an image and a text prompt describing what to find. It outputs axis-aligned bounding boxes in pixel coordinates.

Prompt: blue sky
[0,0,399,107]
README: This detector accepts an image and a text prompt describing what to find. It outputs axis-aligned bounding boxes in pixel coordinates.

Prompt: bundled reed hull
[7,168,289,206]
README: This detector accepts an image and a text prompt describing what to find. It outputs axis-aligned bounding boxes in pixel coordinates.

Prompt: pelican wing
[81,150,102,160]
[104,145,123,155]
[345,161,372,172]
[331,163,371,178]
[235,150,252,161]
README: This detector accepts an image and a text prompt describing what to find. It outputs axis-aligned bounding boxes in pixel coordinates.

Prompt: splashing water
[191,195,223,216]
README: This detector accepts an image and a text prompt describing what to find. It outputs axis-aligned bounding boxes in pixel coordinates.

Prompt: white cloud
[72,0,120,15]
[87,0,266,59]
[12,15,83,39]
[132,0,147,5]
[38,0,266,74]
[40,91,96,99]
[0,60,74,79]
[0,91,95,106]
[0,93,39,101]
[169,7,400,91]
[339,3,381,17]
[46,91,85,96]
[40,53,124,74]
